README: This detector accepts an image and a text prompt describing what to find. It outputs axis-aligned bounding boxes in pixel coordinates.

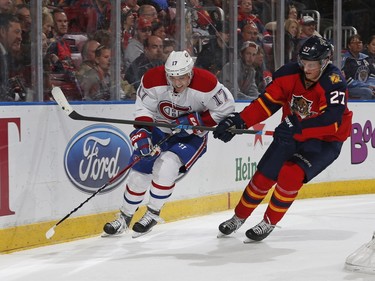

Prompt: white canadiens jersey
[134,66,235,135]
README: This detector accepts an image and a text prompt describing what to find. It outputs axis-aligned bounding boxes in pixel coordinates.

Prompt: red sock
[235,171,276,219]
[265,162,304,225]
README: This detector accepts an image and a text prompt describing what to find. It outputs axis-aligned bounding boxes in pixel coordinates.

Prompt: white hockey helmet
[165,50,194,77]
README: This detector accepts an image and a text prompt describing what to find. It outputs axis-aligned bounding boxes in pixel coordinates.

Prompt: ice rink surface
[1,194,375,281]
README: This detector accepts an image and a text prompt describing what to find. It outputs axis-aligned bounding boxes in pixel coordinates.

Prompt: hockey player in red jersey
[214,36,353,242]
[103,50,235,237]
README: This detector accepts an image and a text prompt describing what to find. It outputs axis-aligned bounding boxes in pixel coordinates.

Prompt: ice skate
[345,232,375,274]
[244,218,275,243]
[102,212,132,237]
[217,215,246,238]
[132,207,164,238]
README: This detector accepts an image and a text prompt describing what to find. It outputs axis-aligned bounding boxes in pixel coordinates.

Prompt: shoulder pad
[142,66,168,89]
[189,68,218,93]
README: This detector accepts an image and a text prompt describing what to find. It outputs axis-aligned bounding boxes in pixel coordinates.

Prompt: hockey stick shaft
[45,134,172,239]
[45,158,139,239]
[51,87,274,136]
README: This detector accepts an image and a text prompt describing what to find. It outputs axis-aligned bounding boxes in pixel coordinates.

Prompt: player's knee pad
[251,170,276,193]
[278,161,305,192]
[152,151,182,186]
[127,169,152,193]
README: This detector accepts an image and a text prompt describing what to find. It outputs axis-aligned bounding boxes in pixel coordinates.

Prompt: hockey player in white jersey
[103,50,235,237]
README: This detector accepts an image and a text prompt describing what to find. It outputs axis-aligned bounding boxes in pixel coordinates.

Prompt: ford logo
[64,124,133,194]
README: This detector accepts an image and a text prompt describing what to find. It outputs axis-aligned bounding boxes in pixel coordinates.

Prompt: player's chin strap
[312,58,331,82]
[45,133,173,240]
[320,58,330,73]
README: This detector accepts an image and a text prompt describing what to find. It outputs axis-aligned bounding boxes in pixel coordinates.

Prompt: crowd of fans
[0,0,374,102]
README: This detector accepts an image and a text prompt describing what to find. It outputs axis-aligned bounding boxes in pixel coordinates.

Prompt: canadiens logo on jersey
[329,73,342,84]
[159,100,191,119]
[290,95,317,119]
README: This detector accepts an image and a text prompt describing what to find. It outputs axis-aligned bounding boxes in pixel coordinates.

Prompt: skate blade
[132,229,152,239]
[345,262,375,274]
[100,231,126,238]
[217,231,231,238]
[243,238,258,244]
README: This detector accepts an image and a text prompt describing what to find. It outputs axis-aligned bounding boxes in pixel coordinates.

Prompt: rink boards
[0,101,374,253]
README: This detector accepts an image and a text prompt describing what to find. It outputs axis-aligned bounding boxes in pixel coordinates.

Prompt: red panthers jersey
[240,62,353,142]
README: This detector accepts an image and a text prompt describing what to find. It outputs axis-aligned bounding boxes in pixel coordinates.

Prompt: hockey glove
[173,112,204,137]
[274,114,302,142]
[213,112,246,143]
[130,128,157,158]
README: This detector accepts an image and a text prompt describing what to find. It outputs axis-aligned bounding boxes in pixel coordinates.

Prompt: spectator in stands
[295,16,320,58]
[42,32,49,58]
[93,29,111,47]
[123,17,152,70]
[139,0,169,11]
[79,44,112,100]
[298,16,320,41]
[363,35,375,67]
[60,0,99,34]
[204,0,224,31]
[0,0,13,14]
[195,20,229,76]
[125,35,164,90]
[239,21,261,48]
[162,38,175,62]
[94,0,111,30]
[47,10,76,73]
[342,34,375,100]
[151,20,167,40]
[122,0,139,13]
[219,40,260,100]
[15,4,31,45]
[15,4,31,68]
[42,10,54,40]
[187,0,213,35]
[241,19,273,73]
[15,3,31,86]
[299,16,319,37]
[42,0,51,13]
[237,0,266,35]
[286,4,298,20]
[0,13,26,101]
[121,8,136,51]
[138,4,158,23]
[134,2,168,37]
[185,17,199,56]
[76,39,101,82]
[284,18,299,63]
[253,45,272,94]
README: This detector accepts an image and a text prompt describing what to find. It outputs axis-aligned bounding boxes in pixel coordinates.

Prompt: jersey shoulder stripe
[189,68,218,93]
[142,66,168,89]
[273,62,301,79]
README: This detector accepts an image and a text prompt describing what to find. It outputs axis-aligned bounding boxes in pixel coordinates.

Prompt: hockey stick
[51,87,273,136]
[45,134,171,240]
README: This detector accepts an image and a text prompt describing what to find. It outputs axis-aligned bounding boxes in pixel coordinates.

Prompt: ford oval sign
[64,124,133,194]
